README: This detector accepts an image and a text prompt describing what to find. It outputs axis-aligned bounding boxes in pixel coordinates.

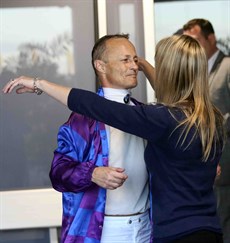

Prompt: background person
[2,34,225,243]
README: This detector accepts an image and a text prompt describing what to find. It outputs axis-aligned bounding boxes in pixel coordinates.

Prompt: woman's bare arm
[138,57,155,89]
[2,76,70,106]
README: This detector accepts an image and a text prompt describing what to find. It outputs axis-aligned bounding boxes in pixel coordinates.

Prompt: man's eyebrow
[121,54,138,58]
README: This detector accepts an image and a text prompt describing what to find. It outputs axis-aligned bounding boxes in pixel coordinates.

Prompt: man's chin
[125,76,138,88]
[128,82,138,89]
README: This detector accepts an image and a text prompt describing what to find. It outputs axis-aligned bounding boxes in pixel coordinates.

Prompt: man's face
[183,25,214,59]
[102,38,138,89]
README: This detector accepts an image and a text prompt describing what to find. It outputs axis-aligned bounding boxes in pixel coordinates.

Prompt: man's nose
[130,60,138,70]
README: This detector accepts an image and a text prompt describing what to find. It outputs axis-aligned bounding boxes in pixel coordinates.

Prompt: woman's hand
[2,76,36,94]
[2,76,71,106]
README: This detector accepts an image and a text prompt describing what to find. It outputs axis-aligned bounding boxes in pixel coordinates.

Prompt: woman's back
[142,104,223,241]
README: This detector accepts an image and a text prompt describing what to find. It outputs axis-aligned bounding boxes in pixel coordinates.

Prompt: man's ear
[94,60,106,73]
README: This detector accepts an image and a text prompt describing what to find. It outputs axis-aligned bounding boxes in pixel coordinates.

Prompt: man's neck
[102,87,131,103]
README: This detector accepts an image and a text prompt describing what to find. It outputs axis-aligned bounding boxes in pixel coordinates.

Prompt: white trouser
[101,210,152,243]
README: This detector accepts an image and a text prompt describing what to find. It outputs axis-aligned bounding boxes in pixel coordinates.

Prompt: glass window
[0,1,95,190]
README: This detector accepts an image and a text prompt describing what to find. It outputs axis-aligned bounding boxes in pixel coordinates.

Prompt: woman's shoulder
[144,103,184,117]
[141,103,184,129]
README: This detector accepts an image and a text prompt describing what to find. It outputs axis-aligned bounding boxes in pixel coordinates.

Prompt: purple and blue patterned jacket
[50,88,109,243]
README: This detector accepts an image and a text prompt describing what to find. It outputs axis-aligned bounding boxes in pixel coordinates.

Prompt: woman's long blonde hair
[154,35,224,161]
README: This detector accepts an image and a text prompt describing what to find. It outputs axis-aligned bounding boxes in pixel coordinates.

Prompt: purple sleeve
[49,112,97,192]
[50,152,96,192]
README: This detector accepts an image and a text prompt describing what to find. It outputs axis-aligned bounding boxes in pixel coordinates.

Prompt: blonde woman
[3,35,225,243]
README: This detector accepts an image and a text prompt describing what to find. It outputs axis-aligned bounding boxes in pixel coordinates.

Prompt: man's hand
[91,167,128,190]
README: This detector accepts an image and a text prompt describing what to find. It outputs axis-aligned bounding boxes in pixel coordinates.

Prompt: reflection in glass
[0,7,74,191]
[0,2,95,190]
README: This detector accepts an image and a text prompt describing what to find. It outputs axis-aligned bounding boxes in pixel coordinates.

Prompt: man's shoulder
[212,54,230,75]
[67,112,97,124]
[222,56,230,65]
[219,57,230,74]
[63,112,106,131]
